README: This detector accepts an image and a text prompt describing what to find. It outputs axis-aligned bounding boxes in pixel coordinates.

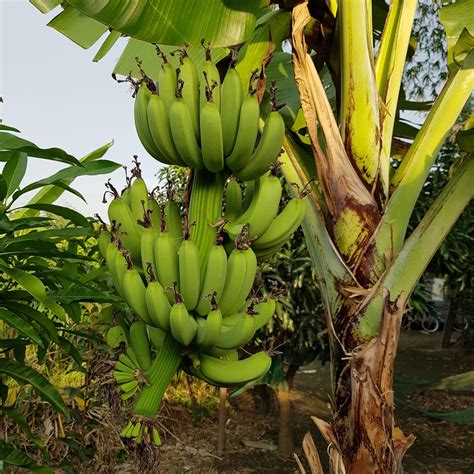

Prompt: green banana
[221,66,243,157]
[223,179,243,222]
[140,216,159,282]
[200,44,221,110]
[219,242,257,316]
[129,321,152,371]
[253,196,308,250]
[119,380,139,393]
[120,421,134,437]
[105,242,122,295]
[252,298,276,330]
[178,50,200,141]
[164,199,183,248]
[122,257,153,325]
[147,94,186,166]
[199,351,272,384]
[134,83,164,162]
[154,219,179,305]
[107,191,142,261]
[169,291,198,346]
[151,427,162,446]
[130,173,149,223]
[148,197,162,230]
[200,92,224,172]
[225,174,282,240]
[215,312,255,349]
[225,93,259,171]
[195,242,227,316]
[121,385,139,400]
[126,347,141,368]
[169,81,204,169]
[118,353,136,370]
[204,347,239,361]
[147,325,166,351]
[116,360,135,374]
[234,111,285,181]
[178,234,201,311]
[145,269,172,332]
[242,180,255,212]
[106,326,126,348]
[114,371,135,383]
[157,50,177,113]
[195,298,223,348]
[98,229,111,260]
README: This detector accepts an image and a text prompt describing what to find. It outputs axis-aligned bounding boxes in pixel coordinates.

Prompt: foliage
[0,121,120,469]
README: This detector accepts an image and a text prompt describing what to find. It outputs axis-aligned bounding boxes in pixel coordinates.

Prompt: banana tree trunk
[288,2,473,472]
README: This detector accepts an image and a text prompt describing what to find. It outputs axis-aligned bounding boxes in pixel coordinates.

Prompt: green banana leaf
[34,0,268,52]
[439,0,474,70]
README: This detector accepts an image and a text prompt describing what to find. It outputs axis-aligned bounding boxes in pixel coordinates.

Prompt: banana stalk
[188,170,228,271]
[133,333,182,417]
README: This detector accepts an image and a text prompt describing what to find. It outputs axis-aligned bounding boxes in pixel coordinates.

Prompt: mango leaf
[16,203,90,228]
[0,439,52,473]
[0,359,68,415]
[0,339,30,349]
[0,308,43,345]
[0,228,92,249]
[0,124,20,132]
[2,151,28,199]
[11,159,120,202]
[62,0,267,47]
[16,141,113,219]
[0,407,44,449]
[0,132,79,166]
[2,302,60,343]
[0,215,53,233]
[0,176,7,201]
[0,266,66,320]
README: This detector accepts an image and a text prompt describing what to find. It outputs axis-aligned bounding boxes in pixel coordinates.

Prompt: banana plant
[30,0,473,471]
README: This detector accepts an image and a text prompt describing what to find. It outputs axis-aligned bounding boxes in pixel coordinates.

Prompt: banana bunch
[132,46,285,180]
[222,170,309,259]
[120,419,161,446]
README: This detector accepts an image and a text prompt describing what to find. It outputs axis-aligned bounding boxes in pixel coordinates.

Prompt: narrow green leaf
[48,5,109,49]
[1,228,91,248]
[0,124,20,132]
[16,203,90,227]
[0,176,7,201]
[93,29,121,62]
[0,308,43,345]
[0,360,68,415]
[2,151,28,199]
[0,439,52,473]
[15,141,113,219]
[0,407,43,448]
[11,160,120,202]
[0,266,66,320]
[0,132,79,166]
[0,339,30,349]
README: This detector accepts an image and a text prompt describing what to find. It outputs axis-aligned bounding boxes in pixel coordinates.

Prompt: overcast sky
[1,1,165,218]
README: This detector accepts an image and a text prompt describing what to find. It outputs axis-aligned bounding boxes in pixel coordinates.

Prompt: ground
[155,331,474,473]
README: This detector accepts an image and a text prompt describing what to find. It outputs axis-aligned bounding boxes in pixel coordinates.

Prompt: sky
[0,1,166,218]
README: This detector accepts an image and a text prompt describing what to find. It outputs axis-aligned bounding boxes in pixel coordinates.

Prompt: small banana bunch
[222,167,309,260]
[132,45,285,180]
